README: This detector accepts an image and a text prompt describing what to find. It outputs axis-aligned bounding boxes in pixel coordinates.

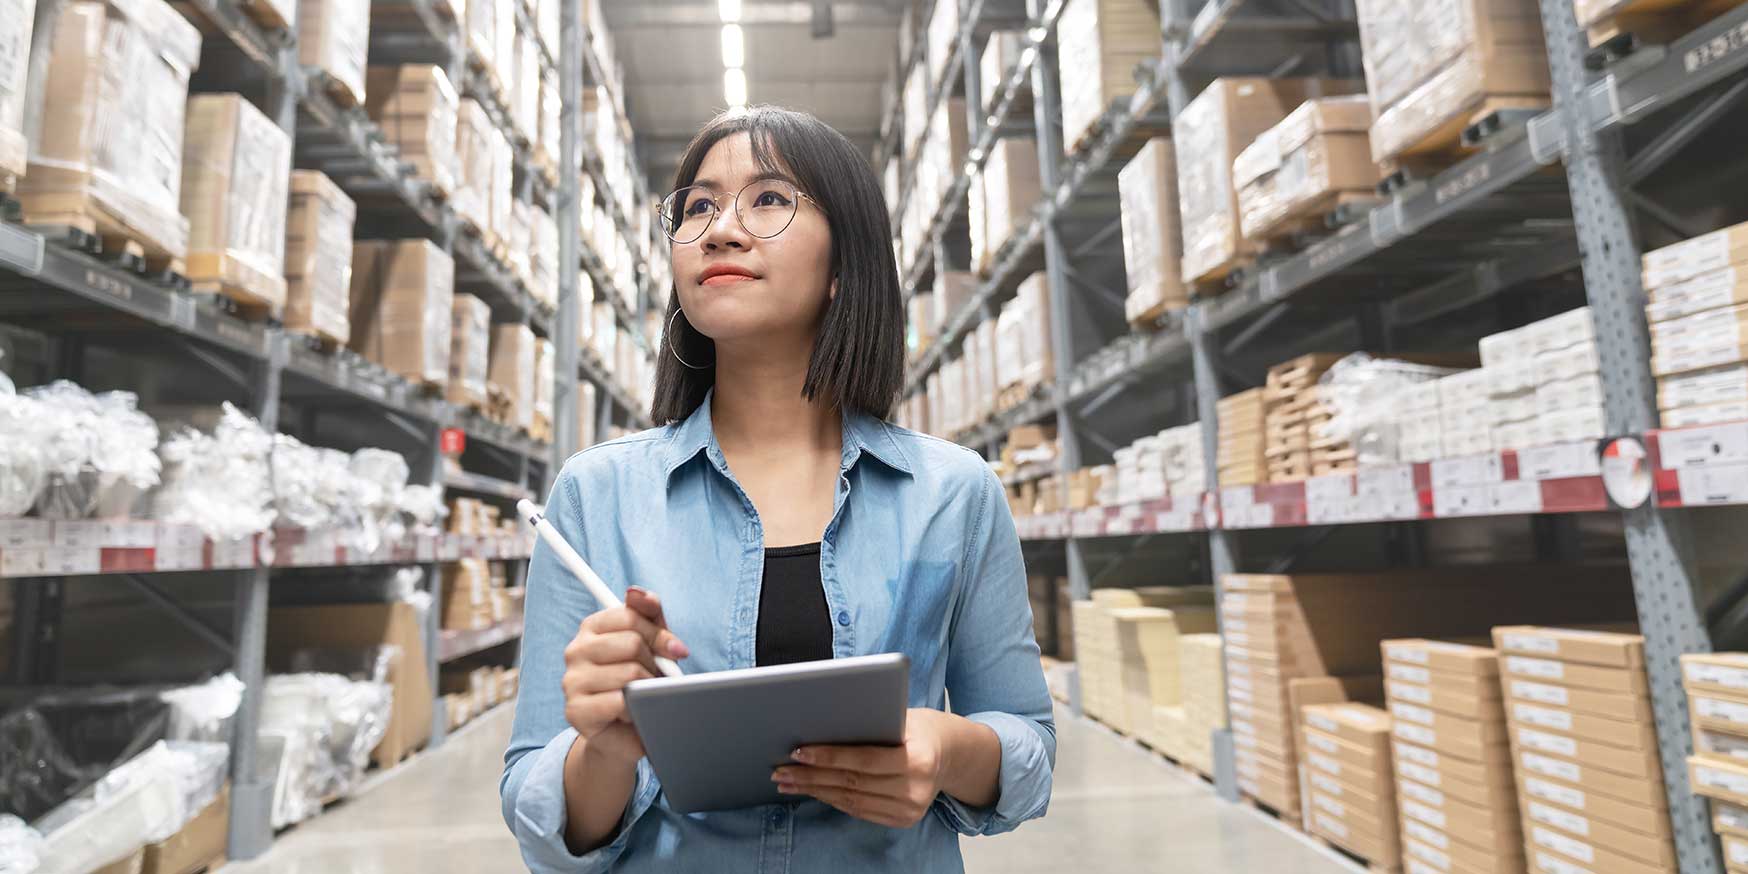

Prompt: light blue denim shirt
[500,395,1055,872]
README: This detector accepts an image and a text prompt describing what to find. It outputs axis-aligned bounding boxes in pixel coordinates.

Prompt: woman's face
[670,132,834,349]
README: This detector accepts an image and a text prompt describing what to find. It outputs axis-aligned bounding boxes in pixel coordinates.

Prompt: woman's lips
[701,274,757,286]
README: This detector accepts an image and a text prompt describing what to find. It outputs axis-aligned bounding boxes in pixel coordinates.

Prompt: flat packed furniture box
[1056,0,1161,152]
[298,0,370,106]
[267,602,433,769]
[1177,77,1358,289]
[1217,388,1267,486]
[284,170,356,345]
[1354,0,1550,163]
[1644,225,1748,419]
[455,98,499,236]
[21,0,202,262]
[181,93,292,316]
[970,137,1042,275]
[447,294,491,410]
[1118,138,1187,326]
[365,65,460,198]
[1234,96,1377,243]
[1301,703,1401,870]
[0,0,35,183]
[1495,627,1678,874]
[349,240,455,387]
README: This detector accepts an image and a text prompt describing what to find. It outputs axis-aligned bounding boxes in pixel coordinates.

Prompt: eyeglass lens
[661,181,802,243]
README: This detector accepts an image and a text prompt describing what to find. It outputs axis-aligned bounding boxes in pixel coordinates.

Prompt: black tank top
[755,542,832,666]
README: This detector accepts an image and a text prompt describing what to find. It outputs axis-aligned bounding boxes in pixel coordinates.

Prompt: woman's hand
[772,708,965,828]
[561,587,689,767]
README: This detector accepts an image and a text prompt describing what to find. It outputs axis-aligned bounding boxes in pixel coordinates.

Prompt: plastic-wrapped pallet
[1482,324,1539,451]
[969,137,1042,275]
[1057,0,1160,153]
[1234,96,1377,243]
[907,292,935,362]
[577,380,599,448]
[455,99,495,234]
[0,0,34,182]
[299,0,370,106]
[537,72,561,172]
[365,65,459,198]
[491,121,515,241]
[446,294,490,410]
[903,61,929,160]
[490,324,536,432]
[979,31,1026,116]
[513,30,540,145]
[284,170,356,346]
[531,206,559,310]
[1354,0,1550,163]
[1396,380,1445,462]
[1015,272,1055,391]
[466,0,501,90]
[181,94,291,316]
[20,0,202,261]
[1118,138,1187,325]
[348,240,454,386]
[1176,77,1356,288]
[1644,223,1748,427]
[534,338,555,440]
[924,0,959,90]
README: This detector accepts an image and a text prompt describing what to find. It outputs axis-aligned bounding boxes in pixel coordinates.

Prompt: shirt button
[836,610,850,626]
[770,808,786,825]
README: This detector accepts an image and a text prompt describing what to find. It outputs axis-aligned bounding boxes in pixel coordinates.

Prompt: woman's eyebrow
[689,171,798,191]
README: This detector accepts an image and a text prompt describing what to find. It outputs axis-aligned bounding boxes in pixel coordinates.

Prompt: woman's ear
[828,275,838,302]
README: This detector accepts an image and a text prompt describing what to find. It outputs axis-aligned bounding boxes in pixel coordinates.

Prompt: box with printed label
[1527,824,1665,874]
[1235,746,1296,781]
[1307,763,1391,811]
[1647,265,1748,324]
[1386,659,1505,704]
[1402,834,1520,874]
[1395,740,1515,793]
[1687,688,1748,738]
[1303,731,1395,799]
[1509,725,1660,780]
[1504,677,1653,723]
[1392,701,1509,761]
[1237,768,1299,814]
[1696,726,1748,764]
[1522,798,1675,868]
[1492,626,1644,669]
[1387,677,1506,722]
[1499,654,1649,696]
[1395,772,1517,843]
[1522,748,1667,811]
[1517,771,1670,839]
[1641,221,1748,291]
[1310,783,1398,845]
[1401,790,1518,851]
[1303,703,1393,754]
[1312,805,1399,867]
[1506,700,1658,752]
[1692,754,1748,808]
[1717,800,1748,839]
[1232,725,1294,761]
[1658,362,1748,412]
[1682,652,1748,696]
[1723,833,1748,871]
[1384,639,1502,677]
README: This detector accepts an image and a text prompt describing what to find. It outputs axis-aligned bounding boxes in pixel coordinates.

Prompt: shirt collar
[664,389,914,481]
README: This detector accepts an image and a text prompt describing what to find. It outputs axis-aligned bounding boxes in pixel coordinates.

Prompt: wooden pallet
[187,251,286,320]
[288,325,346,353]
[1252,190,1385,250]
[1241,793,1300,827]
[18,188,188,278]
[1586,0,1746,48]
[1308,835,1401,874]
[311,69,364,109]
[1380,96,1552,187]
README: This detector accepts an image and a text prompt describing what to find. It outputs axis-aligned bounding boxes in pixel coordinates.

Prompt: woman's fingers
[577,629,661,675]
[582,604,688,661]
[792,787,913,828]
[772,766,907,801]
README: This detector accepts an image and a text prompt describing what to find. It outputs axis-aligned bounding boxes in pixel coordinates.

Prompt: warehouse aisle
[220,705,1351,873]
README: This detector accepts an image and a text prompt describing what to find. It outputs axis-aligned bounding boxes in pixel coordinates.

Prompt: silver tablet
[622,652,910,814]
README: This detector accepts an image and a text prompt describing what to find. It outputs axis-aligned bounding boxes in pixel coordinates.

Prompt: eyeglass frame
[656,177,824,244]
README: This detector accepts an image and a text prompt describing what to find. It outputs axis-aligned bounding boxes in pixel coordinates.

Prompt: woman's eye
[752,189,792,208]
[684,198,713,217]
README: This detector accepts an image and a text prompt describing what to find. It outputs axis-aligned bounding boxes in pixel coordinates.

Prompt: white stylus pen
[517,499,685,678]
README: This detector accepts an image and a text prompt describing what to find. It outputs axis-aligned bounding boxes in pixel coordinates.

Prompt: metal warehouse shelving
[2,0,659,860]
[893,0,1748,870]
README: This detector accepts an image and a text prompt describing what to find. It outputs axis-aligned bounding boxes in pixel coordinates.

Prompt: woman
[500,105,1055,872]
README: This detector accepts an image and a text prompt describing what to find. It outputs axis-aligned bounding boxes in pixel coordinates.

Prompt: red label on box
[441,428,467,455]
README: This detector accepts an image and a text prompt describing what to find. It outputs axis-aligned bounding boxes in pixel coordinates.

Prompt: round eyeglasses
[657,179,820,244]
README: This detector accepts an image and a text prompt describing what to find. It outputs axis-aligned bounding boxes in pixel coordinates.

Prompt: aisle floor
[221,705,1353,873]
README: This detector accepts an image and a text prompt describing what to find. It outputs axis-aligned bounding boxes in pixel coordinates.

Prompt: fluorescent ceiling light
[721,24,744,69]
[724,68,748,108]
[719,0,741,22]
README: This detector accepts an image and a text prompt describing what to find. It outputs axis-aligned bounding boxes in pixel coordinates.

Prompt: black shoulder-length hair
[651,105,905,426]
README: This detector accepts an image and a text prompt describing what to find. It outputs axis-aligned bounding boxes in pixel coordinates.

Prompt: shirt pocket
[863,558,957,702]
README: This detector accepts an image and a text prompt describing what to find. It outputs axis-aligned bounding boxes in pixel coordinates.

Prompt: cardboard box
[1302,730,1394,798]
[1384,639,1502,677]
[1402,826,1524,874]
[1392,700,1509,760]
[283,171,355,344]
[1307,763,1391,810]
[141,783,228,874]
[299,0,370,106]
[20,0,201,260]
[1642,221,1748,290]
[1399,753,1517,812]
[268,602,433,769]
[1504,676,1653,722]
[1499,654,1649,696]
[1511,724,1661,780]
[1682,652,1748,695]
[1118,139,1187,324]
[1234,95,1377,241]
[968,137,1041,274]
[489,323,537,431]
[1522,798,1673,867]
[0,0,33,179]
[1692,754,1748,807]
[1395,739,1515,793]
[1527,825,1665,874]
[364,65,459,196]
[1695,726,1748,764]
[1519,771,1671,839]
[1717,800,1748,838]
[447,295,491,409]
[1662,399,1748,428]
[1304,703,1393,757]
[1659,362,1748,411]
[1401,785,1520,850]
[1057,0,1160,151]
[1524,748,1669,810]
[1507,700,1658,751]
[349,240,454,386]
[1648,265,1748,324]
[1310,796,1400,865]
[1387,678,1506,721]
[181,94,291,314]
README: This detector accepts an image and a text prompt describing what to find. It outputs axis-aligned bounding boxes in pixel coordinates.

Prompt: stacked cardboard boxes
[283,171,355,346]
[1118,139,1188,326]
[0,0,33,183]
[979,31,1028,117]
[1436,367,1496,458]
[455,98,510,239]
[1222,574,1311,816]
[441,558,499,631]
[21,0,202,262]
[1354,0,1550,164]
[1235,96,1378,244]
[1495,627,1677,874]
[447,295,491,410]
[969,137,1042,275]
[1644,224,1748,428]
[349,240,454,387]
[365,65,460,198]
[181,94,291,316]
[1072,588,1214,728]
[1056,0,1161,152]
[1576,0,1747,47]
[932,271,978,336]
[299,0,370,106]
[1264,354,1342,483]
[1180,633,1227,776]
[1114,606,1219,755]
[1681,652,1748,871]
[576,380,599,449]
[1303,703,1401,870]
[1381,639,1524,874]
[1218,388,1268,486]
[1480,308,1605,449]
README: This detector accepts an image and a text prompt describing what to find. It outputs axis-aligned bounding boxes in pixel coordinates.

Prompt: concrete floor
[220,705,1355,873]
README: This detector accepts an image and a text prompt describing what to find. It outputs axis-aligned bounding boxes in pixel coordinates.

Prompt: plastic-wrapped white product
[260,673,393,828]
[0,814,42,874]
[160,673,245,743]
[24,382,161,519]
[152,402,275,540]
[0,387,47,519]
[34,739,221,874]
[1316,353,1466,464]
[298,0,370,106]
[398,484,447,533]
[0,0,35,182]
[349,447,409,553]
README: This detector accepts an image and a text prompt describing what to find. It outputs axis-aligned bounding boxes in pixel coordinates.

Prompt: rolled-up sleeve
[500,465,662,872]
[933,467,1056,836]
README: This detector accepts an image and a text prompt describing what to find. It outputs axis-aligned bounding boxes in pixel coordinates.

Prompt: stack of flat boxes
[1113,436,1168,505]
[1264,354,1340,483]
[1381,639,1524,874]
[1396,379,1447,463]
[1162,424,1208,497]
[1483,309,1606,451]
[1306,385,1356,476]
[1303,703,1401,870]
[1643,222,1748,428]
[1681,653,1748,871]
[1072,588,1213,731]
[1180,634,1227,776]
[1218,388,1268,487]
[1222,575,1311,818]
[1437,369,1495,457]
[1133,607,1219,758]
[1483,327,1540,453]
[1494,627,1676,874]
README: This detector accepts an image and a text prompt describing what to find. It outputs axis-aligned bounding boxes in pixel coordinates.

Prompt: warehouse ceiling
[601,0,905,191]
